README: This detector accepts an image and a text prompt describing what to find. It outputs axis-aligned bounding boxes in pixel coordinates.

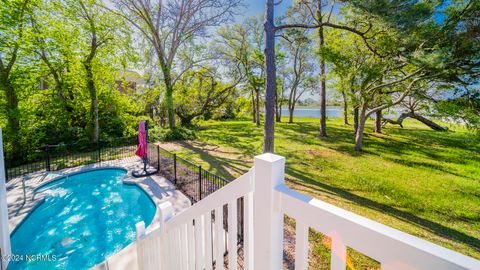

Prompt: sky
[244,0,264,16]
[240,0,291,20]
[240,0,327,101]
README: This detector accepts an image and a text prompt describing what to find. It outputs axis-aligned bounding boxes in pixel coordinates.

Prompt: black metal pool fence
[156,145,245,251]
[3,137,138,181]
[4,137,244,260]
[3,137,235,206]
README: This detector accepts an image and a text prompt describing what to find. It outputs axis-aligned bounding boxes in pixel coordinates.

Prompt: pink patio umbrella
[133,120,157,177]
[135,121,147,158]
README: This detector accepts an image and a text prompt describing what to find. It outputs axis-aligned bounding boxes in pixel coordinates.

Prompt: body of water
[280,107,400,119]
[281,107,343,118]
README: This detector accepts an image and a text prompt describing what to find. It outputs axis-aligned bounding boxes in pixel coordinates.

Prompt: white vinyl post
[253,153,285,270]
[158,202,173,270]
[0,129,11,270]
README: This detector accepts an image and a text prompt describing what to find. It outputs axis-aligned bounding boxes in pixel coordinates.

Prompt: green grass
[158,117,480,267]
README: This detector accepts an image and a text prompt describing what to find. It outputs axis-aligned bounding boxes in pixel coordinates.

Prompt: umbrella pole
[144,120,149,173]
[143,156,147,172]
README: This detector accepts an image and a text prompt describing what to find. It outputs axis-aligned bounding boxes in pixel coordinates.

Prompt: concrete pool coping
[6,156,191,270]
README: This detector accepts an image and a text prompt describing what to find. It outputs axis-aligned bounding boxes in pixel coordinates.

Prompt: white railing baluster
[187,220,195,270]
[161,202,174,270]
[160,229,168,270]
[215,206,225,270]
[136,222,147,270]
[244,193,254,270]
[171,229,180,270]
[204,211,213,270]
[180,223,188,270]
[164,230,172,270]
[228,200,238,270]
[154,230,162,270]
[195,215,205,270]
[294,221,309,270]
[330,236,347,270]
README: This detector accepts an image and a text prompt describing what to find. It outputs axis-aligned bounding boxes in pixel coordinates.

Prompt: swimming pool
[9,168,156,270]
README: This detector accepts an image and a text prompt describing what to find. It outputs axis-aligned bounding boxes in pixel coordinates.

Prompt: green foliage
[149,126,196,142]
[173,68,239,126]
[435,90,480,134]
[0,0,145,153]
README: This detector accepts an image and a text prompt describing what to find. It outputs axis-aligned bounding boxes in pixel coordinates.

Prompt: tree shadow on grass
[279,121,480,179]
[381,156,478,180]
[286,166,480,254]
[278,122,362,156]
[177,141,251,180]
[198,122,263,157]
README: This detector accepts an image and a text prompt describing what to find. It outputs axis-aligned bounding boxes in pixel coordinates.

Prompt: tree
[280,28,316,123]
[59,0,122,143]
[0,0,148,151]
[316,0,330,137]
[382,92,447,132]
[0,0,32,150]
[30,0,79,122]
[435,89,479,134]
[340,89,349,125]
[275,54,288,122]
[263,0,276,152]
[216,17,265,126]
[263,0,386,152]
[113,0,242,130]
[318,0,480,151]
[174,67,242,126]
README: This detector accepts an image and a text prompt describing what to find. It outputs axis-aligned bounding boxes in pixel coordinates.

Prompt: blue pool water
[9,169,156,270]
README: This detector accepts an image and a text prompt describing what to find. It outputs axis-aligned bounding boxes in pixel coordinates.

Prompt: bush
[149,126,196,142]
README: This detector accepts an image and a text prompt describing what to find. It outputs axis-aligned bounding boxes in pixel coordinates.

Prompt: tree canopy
[0,0,478,154]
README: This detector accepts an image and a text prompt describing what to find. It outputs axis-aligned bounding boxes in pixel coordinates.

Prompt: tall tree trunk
[317,0,327,137]
[251,89,256,124]
[373,110,382,133]
[255,89,260,126]
[275,88,281,122]
[84,62,99,143]
[341,90,349,125]
[355,103,368,152]
[288,106,294,123]
[382,112,408,128]
[161,66,175,130]
[353,106,359,135]
[263,0,276,153]
[410,112,447,131]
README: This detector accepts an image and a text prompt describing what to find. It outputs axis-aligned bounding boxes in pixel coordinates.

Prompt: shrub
[149,126,196,142]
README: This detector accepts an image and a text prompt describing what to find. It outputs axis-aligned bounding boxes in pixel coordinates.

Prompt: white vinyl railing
[136,153,480,270]
[136,168,254,270]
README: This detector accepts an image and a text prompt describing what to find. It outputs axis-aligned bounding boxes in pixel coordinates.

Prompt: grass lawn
[158,117,480,268]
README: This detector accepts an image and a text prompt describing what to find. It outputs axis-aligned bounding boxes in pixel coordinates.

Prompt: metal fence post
[98,143,101,163]
[157,145,160,171]
[198,165,202,200]
[45,146,51,172]
[173,154,177,185]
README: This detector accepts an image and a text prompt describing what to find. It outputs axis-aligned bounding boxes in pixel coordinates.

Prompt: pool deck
[6,156,192,270]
